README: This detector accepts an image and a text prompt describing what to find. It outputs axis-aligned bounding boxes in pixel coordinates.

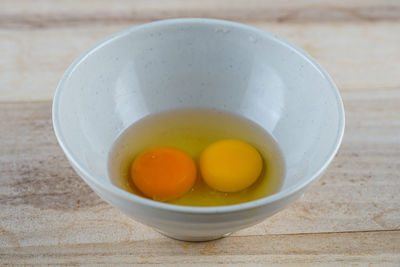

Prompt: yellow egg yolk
[199,139,263,192]
[131,146,197,201]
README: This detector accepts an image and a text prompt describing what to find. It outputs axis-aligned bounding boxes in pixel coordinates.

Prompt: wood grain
[2,0,400,29]
[2,22,400,101]
[1,231,399,265]
[1,0,400,265]
[0,87,399,264]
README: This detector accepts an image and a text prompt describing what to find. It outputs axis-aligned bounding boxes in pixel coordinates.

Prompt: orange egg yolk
[131,146,197,201]
[199,139,263,192]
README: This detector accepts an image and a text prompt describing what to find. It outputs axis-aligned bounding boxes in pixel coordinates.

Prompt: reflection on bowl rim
[52,18,345,214]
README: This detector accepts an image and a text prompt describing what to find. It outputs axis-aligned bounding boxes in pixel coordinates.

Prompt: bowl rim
[52,18,345,214]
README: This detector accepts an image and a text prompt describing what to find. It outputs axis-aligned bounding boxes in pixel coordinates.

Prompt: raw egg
[131,146,197,201]
[108,108,285,206]
[199,139,263,192]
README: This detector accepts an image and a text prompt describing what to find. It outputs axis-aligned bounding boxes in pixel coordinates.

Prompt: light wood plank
[1,231,399,265]
[1,22,400,101]
[0,88,398,250]
[2,0,400,27]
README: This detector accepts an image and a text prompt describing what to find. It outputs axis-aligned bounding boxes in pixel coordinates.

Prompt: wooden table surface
[1,0,400,265]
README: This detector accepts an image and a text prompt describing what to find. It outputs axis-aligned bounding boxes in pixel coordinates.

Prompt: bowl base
[156,230,232,242]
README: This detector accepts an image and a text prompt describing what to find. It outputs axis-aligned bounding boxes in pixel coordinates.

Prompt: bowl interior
[54,19,344,200]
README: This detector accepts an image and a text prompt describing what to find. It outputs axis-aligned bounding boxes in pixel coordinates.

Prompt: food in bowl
[53,18,345,241]
[108,108,285,206]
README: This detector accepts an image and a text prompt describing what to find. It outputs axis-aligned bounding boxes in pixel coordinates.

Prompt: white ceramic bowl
[53,18,345,241]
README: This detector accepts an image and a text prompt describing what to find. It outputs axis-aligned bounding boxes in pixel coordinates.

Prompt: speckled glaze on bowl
[52,18,345,241]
